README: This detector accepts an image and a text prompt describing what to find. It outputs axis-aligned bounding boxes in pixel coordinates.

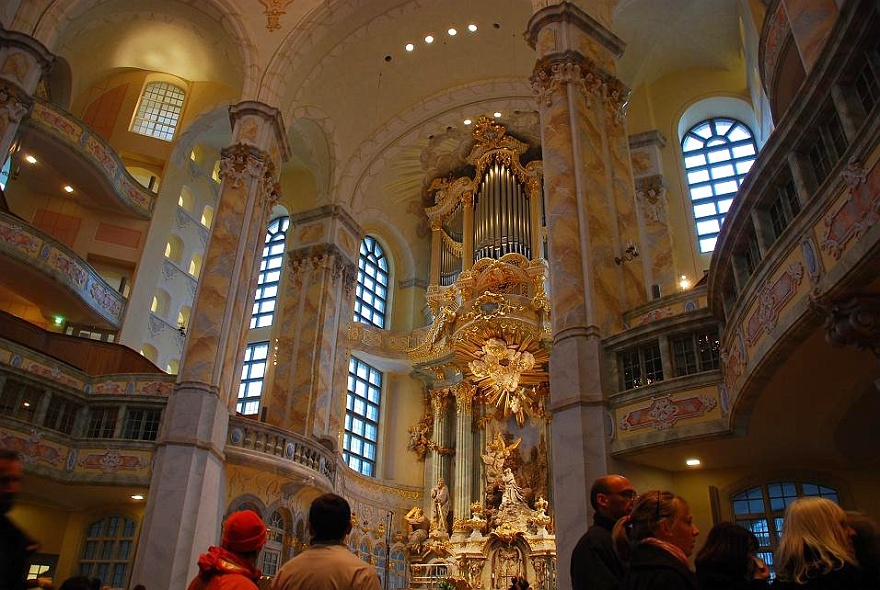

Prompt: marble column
[264,205,360,443]
[452,381,476,538]
[130,101,289,590]
[0,28,54,172]
[526,4,644,589]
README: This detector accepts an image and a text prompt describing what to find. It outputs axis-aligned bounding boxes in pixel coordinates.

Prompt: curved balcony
[226,417,337,487]
[704,0,879,471]
[20,100,155,218]
[0,210,127,329]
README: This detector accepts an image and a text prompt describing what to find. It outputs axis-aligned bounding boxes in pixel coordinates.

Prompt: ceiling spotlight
[448,28,457,36]
[131,494,145,501]
[405,43,414,52]
[24,155,37,164]
[468,24,478,32]
[464,119,472,125]
[493,112,502,118]
[685,458,701,467]
[63,185,74,193]
[425,35,434,44]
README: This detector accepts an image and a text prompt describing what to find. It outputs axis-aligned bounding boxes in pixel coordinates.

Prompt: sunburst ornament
[469,338,536,423]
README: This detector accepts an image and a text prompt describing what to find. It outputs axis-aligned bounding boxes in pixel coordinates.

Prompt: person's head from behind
[613,489,699,562]
[59,576,93,590]
[309,493,353,543]
[221,509,268,561]
[695,522,759,581]
[776,497,856,583]
[590,475,637,521]
[847,511,880,572]
[0,448,23,514]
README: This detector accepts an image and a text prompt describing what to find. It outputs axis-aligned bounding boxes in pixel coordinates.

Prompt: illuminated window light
[468,24,478,32]
[405,43,414,52]
[131,494,145,501]
[493,112,502,118]
[52,315,65,326]
[685,458,701,466]
[63,185,74,193]
[464,119,472,125]
[447,28,457,36]
[24,155,37,164]
[425,35,434,44]
[679,274,691,290]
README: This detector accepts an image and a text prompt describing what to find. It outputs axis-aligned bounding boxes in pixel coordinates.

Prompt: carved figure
[407,414,433,461]
[501,468,525,507]
[481,432,521,486]
[404,506,429,553]
[431,477,450,531]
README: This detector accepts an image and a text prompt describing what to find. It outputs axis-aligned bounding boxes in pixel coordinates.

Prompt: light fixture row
[405,23,478,52]
[22,152,76,195]
[462,112,503,126]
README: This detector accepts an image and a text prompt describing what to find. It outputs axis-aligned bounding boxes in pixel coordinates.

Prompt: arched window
[164,235,183,264]
[178,186,194,212]
[731,481,840,578]
[262,510,286,576]
[251,217,290,329]
[354,236,389,328]
[200,204,215,228]
[150,289,170,317]
[682,118,757,253]
[130,81,185,141]
[389,548,407,590]
[238,341,269,415]
[344,357,382,477]
[140,343,158,363]
[78,515,138,588]
[177,306,191,329]
[188,253,203,278]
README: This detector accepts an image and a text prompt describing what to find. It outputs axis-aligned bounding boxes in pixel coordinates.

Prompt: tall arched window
[78,516,138,588]
[251,217,290,329]
[344,357,382,476]
[354,236,389,328]
[238,341,269,415]
[262,510,287,576]
[130,81,185,141]
[731,481,840,578]
[682,118,758,253]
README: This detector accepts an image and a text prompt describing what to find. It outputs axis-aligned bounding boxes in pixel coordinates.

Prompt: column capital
[0,27,55,93]
[228,100,290,170]
[525,1,625,61]
[813,294,880,355]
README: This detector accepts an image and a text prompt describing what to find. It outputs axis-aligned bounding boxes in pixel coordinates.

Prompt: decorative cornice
[530,53,629,121]
[291,204,363,243]
[218,143,267,189]
[287,243,357,294]
[629,130,667,150]
[525,1,625,58]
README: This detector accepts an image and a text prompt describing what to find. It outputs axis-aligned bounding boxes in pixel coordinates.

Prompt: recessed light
[63,185,74,193]
[448,28,457,36]
[493,112,502,118]
[464,119,472,125]
[425,35,434,44]
[24,155,37,164]
[131,494,145,501]
[405,43,414,52]
[679,275,691,290]
[685,458,701,466]
[468,24,478,33]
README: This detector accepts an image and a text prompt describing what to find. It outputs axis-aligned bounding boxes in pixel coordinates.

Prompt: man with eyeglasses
[571,474,638,590]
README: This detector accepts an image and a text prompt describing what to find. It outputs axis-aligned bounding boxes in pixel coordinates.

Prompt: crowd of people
[570,474,880,590]
[4,448,880,590]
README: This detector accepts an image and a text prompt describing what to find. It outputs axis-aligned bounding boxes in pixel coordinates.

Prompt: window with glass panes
[345,357,382,476]
[354,236,389,328]
[767,180,801,241]
[43,396,80,435]
[620,341,663,389]
[682,118,758,253]
[251,217,290,329]
[238,341,269,415]
[262,510,285,576]
[78,516,138,588]
[130,82,185,141]
[122,408,162,441]
[731,481,840,579]
[0,379,40,422]
[671,329,720,377]
[87,407,118,438]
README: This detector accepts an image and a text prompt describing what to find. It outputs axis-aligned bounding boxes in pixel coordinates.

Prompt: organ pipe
[472,162,531,261]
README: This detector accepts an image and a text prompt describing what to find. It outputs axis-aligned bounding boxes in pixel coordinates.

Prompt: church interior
[0,0,878,589]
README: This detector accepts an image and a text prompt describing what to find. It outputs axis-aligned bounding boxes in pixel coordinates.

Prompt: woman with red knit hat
[187,509,268,590]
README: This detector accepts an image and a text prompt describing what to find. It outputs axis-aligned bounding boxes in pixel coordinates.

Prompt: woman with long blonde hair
[612,490,699,589]
[772,497,868,589]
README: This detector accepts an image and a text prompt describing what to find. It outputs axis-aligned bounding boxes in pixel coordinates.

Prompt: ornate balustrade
[0,210,128,328]
[24,100,156,218]
[227,416,337,485]
[708,1,880,415]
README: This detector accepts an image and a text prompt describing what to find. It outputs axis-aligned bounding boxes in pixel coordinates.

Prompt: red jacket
[187,546,262,590]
